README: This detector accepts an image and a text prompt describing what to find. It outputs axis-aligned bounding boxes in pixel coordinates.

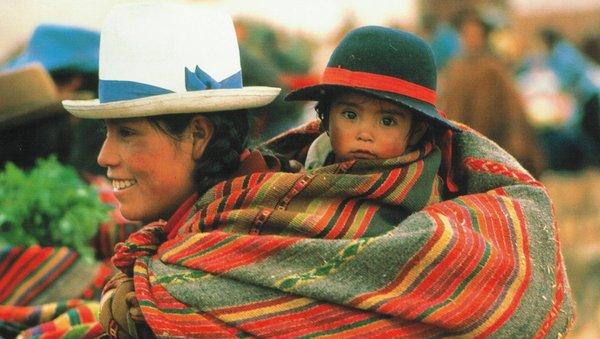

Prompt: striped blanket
[0,246,111,338]
[109,124,574,337]
[0,300,103,338]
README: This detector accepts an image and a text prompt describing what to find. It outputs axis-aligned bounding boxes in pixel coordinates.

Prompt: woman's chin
[119,209,143,223]
[118,204,151,223]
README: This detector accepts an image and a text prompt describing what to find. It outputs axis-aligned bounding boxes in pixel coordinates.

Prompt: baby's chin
[336,154,377,162]
[337,151,408,162]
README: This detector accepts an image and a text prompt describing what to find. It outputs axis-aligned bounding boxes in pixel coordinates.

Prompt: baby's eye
[341,111,357,120]
[380,116,397,126]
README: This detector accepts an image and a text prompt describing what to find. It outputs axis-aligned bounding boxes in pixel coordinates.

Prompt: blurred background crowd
[0,0,598,337]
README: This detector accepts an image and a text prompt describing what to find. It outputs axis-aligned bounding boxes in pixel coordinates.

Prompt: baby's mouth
[112,179,137,191]
[350,150,377,159]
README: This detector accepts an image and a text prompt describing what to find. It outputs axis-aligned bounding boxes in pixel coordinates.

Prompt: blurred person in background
[0,24,106,176]
[539,27,600,169]
[0,63,72,169]
[419,12,461,72]
[439,7,546,178]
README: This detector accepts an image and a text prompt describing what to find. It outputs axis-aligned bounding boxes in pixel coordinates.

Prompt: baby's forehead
[331,91,413,114]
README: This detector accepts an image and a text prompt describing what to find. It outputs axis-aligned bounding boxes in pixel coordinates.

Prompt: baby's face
[328,92,414,162]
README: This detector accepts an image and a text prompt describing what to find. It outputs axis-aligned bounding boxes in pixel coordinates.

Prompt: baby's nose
[356,130,374,142]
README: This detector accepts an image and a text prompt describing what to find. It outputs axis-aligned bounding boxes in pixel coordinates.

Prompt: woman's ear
[408,120,428,146]
[191,115,213,160]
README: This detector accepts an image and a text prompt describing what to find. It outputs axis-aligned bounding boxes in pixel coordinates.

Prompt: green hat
[286,25,459,131]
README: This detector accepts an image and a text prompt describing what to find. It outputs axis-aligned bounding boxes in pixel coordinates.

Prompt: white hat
[62,2,280,119]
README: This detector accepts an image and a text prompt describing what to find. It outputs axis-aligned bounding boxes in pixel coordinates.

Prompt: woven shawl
[0,300,103,338]
[113,127,573,338]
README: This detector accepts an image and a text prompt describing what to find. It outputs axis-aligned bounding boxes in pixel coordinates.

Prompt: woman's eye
[342,111,357,120]
[381,117,397,126]
[118,127,135,138]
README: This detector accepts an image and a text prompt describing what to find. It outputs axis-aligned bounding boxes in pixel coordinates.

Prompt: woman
[63,3,572,338]
[59,3,280,337]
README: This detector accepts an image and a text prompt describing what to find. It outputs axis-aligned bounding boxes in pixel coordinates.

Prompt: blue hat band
[99,66,242,103]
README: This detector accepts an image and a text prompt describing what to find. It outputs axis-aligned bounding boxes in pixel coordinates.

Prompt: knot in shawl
[111,220,167,276]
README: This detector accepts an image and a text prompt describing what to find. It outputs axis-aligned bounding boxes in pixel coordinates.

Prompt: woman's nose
[97,137,118,168]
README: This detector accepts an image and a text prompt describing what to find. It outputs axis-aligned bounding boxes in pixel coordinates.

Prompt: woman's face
[97,118,197,222]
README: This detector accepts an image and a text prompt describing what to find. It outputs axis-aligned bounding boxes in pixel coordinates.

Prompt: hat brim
[63,86,281,119]
[0,102,66,130]
[0,63,65,129]
[286,84,460,132]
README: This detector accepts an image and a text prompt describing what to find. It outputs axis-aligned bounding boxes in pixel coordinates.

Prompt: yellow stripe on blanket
[355,214,454,309]
[6,248,72,304]
[469,195,530,336]
[218,297,314,323]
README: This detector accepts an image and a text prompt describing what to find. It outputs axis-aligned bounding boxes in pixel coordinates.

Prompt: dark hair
[314,89,432,148]
[50,69,100,95]
[314,96,333,133]
[148,110,249,195]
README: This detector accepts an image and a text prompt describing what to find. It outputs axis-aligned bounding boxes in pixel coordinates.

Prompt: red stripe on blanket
[134,261,242,337]
[20,248,78,305]
[464,157,542,187]
[349,212,446,306]
[184,234,300,273]
[326,199,361,239]
[366,166,404,199]
[382,201,486,320]
[478,193,532,337]
[0,247,21,276]
[534,207,568,338]
[0,247,49,302]
[354,207,377,238]
[313,200,346,236]
[397,161,425,202]
[162,232,300,274]
[162,231,231,262]
[430,195,517,331]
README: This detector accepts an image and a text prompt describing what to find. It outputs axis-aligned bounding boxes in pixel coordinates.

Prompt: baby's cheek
[380,140,407,158]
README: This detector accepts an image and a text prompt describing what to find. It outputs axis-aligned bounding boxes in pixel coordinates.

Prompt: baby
[286,25,459,168]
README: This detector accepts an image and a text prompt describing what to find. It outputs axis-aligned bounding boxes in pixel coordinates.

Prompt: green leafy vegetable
[0,156,110,260]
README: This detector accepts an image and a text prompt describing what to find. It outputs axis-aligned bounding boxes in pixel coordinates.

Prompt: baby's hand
[288,160,305,173]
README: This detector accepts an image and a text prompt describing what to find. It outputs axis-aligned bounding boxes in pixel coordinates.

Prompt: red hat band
[322,67,436,105]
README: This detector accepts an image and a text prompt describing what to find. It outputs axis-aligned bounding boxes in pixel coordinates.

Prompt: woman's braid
[193,112,249,195]
[148,110,249,196]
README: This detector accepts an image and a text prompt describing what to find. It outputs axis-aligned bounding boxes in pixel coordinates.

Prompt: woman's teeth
[112,179,137,191]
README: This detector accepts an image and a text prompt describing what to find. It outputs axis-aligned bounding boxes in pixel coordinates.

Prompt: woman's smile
[98,118,197,222]
[111,178,138,192]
